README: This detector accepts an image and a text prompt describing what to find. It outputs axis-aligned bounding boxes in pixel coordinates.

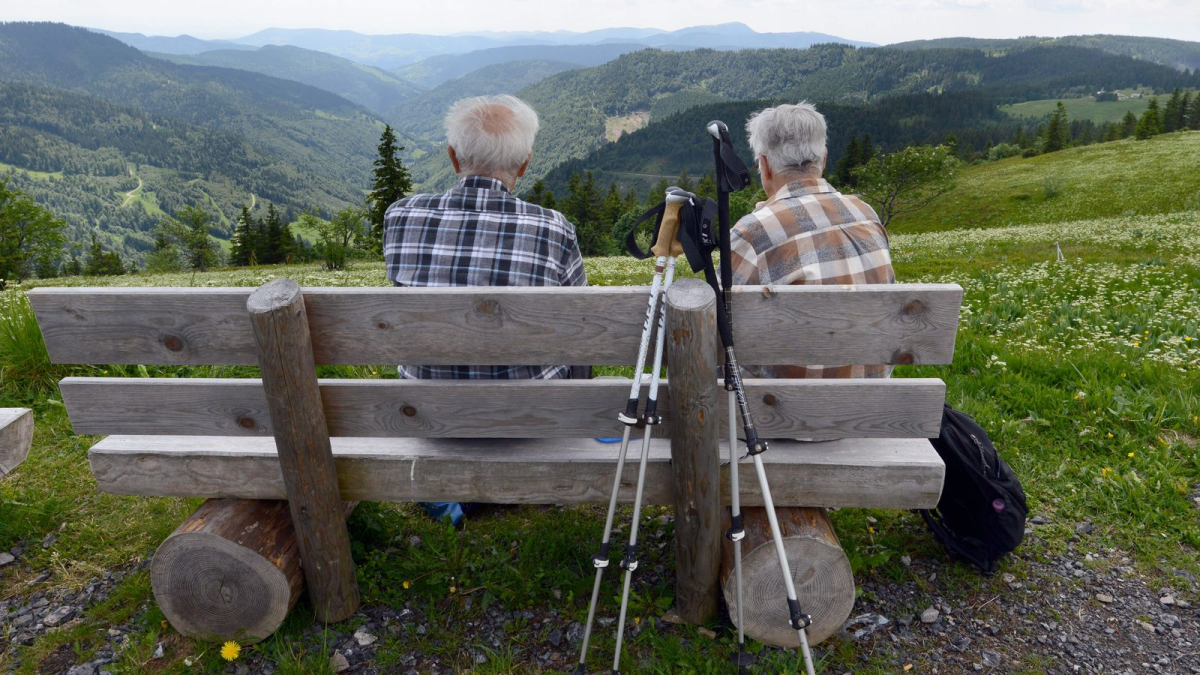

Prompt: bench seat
[89,435,944,509]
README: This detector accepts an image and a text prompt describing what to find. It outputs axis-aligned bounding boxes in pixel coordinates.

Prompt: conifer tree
[1181,92,1193,130]
[1162,88,1183,133]
[1120,111,1139,138]
[695,172,717,200]
[230,206,256,266]
[1188,94,1200,130]
[527,180,549,206]
[1135,99,1163,140]
[675,169,694,193]
[1043,102,1070,153]
[599,182,624,228]
[367,124,413,254]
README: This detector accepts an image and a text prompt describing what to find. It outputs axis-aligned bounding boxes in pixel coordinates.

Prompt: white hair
[444,95,539,177]
[745,101,827,176]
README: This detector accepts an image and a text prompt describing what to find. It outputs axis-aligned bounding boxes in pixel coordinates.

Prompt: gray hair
[444,95,539,176]
[745,101,827,176]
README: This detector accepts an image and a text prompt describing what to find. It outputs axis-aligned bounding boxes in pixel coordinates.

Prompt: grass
[2,140,1199,671]
[891,131,1200,232]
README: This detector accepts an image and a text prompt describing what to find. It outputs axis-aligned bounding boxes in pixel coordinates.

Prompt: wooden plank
[0,408,33,479]
[29,284,962,367]
[88,436,946,509]
[247,279,358,623]
[59,377,946,440]
[664,278,723,624]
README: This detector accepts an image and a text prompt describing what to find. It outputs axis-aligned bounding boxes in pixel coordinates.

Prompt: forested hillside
[388,60,578,140]
[0,82,363,259]
[0,22,423,192]
[890,34,1200,73]
[151,45,423,114]
[395,44,641,88]
[447,44,1199,191]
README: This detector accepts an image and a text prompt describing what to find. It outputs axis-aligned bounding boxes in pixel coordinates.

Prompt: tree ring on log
[151,531,291,643]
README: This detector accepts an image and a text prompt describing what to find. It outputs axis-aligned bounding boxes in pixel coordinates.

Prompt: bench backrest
[28,282,962,442]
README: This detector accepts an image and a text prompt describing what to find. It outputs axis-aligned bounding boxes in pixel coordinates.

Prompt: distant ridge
[889,34,1200,72]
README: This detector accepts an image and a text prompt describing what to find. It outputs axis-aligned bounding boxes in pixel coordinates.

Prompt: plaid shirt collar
[767,177,837,204]
[457,175,511,193]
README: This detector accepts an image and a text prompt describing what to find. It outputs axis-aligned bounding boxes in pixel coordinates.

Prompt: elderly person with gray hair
[732,101,895,379]
[383,95,587,524]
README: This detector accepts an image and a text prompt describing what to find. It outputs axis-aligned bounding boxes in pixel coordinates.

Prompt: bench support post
[247,279,359,624]
[664,278,722,624]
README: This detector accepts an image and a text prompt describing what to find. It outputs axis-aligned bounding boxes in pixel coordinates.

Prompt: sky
[3,0,1198,44]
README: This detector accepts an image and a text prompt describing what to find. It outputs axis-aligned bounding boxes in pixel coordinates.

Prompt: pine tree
[1120,111,1139,138]
[526,180,549,206]
[563,171,607,255]
[366,124,413,254]
[1189,93,1200,130]
[695,172,717,200]
[599,182,624,228]
[230,206,256,266]
[675,170,693,193]
[1043,102,1070,153]
[1135,99,1163,140]
[542,189,557,212]
[1013,126,1028,148]
[1162,89,1183,133]
[1178,92,1192,130]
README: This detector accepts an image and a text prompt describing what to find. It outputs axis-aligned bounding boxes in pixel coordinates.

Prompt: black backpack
[919,404,1027,576]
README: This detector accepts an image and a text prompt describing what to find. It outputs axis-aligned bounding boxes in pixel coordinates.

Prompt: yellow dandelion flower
[1101,467,1111,477]
[221,641,241,661]
[403,580,410,589]
[1106,432,1114,438]
[1144,330,1150,335]
[1133,342,1140,348]
[1127,452,1135,458]
[449,586,457,594]
[1186,336,1193,342]
[635,617,641,625]
[868,527,875,534]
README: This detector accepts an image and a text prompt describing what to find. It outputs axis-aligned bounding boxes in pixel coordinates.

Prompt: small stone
[660,610,685,625]
[43,605,74,627]
[0,552,14,567]
[1075,521,1094,535]
[12,614,32,627]
[1159,596,1175,606]
[107,629,121,637]
[1135,620,1155,633]
[1096,593,1114,604]
[953,636,972,652]
[973,664,983,672]
[920,607,940,624]
[981,650,1001,668]
[408,535,422,548]
[151,643,164,659]
[65,665,96,675]
[866,516,878,525]
[1030,515,1047,525]
[42,533,58,549]
[353,628,377,647]
[547,629,563,647]
[900,556,911,566]
[697,627,717,639]
[839,613,890,641]
[1161,614,1181,629]
[1002,573,1015,583]
[330,652,350,672]
[551,588,562,600]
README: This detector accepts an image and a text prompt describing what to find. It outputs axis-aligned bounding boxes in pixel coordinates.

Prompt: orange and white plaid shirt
[731,177,895,379]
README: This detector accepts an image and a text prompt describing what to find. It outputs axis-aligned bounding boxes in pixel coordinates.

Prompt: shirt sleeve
[559,221,588,287]
[730,218,764,285]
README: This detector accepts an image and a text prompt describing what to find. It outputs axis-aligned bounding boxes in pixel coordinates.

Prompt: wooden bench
[0,408,33,479]
[28,277,961,645]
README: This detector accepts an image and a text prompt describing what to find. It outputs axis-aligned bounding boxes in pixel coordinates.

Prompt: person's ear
[759,155,773,181]
[448,146,461,174]
[517,153,531,179]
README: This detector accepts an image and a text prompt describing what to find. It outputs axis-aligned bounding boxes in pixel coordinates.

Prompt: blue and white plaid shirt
[384,175,588,380]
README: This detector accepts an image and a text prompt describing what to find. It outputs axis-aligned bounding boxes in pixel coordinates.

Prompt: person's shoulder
[515,199,577,236]
[838,192,883,228]
[385,192,443,218]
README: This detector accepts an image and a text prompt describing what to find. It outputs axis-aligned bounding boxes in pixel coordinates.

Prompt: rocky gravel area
[2,517,1198,673]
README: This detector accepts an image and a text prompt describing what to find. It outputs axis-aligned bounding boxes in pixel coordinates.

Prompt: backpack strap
[624,203,666,260]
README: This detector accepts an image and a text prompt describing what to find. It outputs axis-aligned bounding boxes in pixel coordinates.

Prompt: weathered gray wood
[0,408,33,479]
[664,278,723,624]
[60,377,946,441]
[87,436,946,509]
[152,498,359,644]
[29,284,962,367]
[247,279,358,624]
[721,507,855,647]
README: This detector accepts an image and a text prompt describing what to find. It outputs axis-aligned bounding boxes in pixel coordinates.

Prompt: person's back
[731,101,895,379]
[384,95,587,380]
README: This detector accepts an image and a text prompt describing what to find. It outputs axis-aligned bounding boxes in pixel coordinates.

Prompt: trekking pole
[706,120,817,675]
[610,188,688,675]
[574,188,688,675]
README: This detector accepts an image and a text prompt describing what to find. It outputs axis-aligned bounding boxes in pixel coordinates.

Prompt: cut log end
[0,408,33,479]
[151,529,293,644]
[721,506,855,646]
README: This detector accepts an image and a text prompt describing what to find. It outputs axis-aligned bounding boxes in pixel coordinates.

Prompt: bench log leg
[720,506,855,646]
[664,279,722,624]
[0,408,33,479]
[248,279,360,624]
[152,499,359,643]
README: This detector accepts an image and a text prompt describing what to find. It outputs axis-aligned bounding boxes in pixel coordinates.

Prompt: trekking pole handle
[651,189,690,258]
[707,120,728,140]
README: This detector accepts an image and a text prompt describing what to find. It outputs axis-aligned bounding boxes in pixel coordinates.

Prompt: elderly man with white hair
[383,95,586,524]
[732,101,895,379]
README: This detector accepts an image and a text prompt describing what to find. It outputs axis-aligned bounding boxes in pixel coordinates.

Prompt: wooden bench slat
[60,377,946,441]
[29,284,961,367]
[88,436,945,509]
